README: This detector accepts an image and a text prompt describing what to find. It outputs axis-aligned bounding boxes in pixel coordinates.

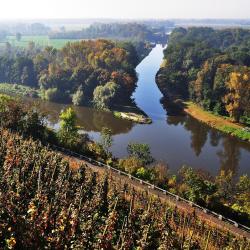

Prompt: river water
[34,44,250,176]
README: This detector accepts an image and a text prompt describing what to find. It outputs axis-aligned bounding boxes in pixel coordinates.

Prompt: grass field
[184,102,250,141]
[0,35,81,49]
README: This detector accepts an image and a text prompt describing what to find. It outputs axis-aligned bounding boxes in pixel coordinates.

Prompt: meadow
[0,35,81,48]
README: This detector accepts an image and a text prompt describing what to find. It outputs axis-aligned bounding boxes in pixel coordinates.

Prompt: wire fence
[49,144,250,234]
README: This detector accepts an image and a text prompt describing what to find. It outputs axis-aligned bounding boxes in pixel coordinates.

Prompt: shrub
[72,87,85,106]
[127,142,154,165]
[118,156,143,174]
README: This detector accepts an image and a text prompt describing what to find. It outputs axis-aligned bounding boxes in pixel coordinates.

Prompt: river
[34,44,250,176]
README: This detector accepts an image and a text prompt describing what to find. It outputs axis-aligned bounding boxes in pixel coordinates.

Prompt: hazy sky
[0,0,249,20]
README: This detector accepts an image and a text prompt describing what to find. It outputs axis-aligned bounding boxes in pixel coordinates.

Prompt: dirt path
[62,153,250,239]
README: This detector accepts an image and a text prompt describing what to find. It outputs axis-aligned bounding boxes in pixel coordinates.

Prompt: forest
[157,27,250,124]
[49,22,168,44]
[0,39,150,109]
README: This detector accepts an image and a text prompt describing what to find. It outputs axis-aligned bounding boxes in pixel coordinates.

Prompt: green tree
[127,142,154,165]
[57,107,78,146]
[118,156,143,174]
[72,86,84,106]
[179,166,217,204]
[215,170,234,204]
[99,127,113,155]
[93,82,119,110]
[233,175,250,214]
[136,167,152,181]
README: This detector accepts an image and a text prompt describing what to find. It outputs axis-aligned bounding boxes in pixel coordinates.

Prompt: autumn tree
[223,67,250,122]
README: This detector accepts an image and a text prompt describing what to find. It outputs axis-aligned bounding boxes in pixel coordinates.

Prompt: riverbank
[114,111,152,124]
[0,83,151,125]
[184,102,250,142]
[0,83,39,98]
[113,104,152,124]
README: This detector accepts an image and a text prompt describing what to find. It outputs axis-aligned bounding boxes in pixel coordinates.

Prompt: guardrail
[49,144,250,234]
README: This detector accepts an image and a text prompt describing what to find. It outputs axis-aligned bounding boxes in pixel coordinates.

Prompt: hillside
[0,128,249,249]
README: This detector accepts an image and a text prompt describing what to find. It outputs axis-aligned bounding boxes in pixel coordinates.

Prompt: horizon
[0,0,250,20]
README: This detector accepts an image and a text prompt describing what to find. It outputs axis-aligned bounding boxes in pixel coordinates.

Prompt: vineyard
[0,129,249,249]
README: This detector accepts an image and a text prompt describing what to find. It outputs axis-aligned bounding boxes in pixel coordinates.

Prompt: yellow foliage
[6,237,16,249]
[223,66,250,122]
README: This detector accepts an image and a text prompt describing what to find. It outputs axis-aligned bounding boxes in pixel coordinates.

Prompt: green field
[0,35,81,49]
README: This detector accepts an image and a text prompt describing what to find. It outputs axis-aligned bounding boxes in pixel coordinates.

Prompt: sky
[0,0,249,20]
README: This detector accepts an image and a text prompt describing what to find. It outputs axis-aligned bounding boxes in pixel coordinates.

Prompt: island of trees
[157,27,250,127]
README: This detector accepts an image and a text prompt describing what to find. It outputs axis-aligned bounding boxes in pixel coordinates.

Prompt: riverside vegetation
[157,27,250,140]
[0,39,151,109]
[0,94,249,232]
[0,39,153,123]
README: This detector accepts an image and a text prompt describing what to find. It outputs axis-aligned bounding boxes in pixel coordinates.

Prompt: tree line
[49,22,168,44]
[0,39,150,109]
[157,27,250,124]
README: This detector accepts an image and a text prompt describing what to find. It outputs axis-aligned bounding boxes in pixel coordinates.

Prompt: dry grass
[184,102,250,141]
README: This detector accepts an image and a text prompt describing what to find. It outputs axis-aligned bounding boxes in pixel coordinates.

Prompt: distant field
[0,35,81,48]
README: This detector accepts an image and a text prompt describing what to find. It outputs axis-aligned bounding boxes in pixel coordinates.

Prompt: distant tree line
[49,22,168,44]
[0,22,50,36]
[0,39,148,109]
[157,27,250,123]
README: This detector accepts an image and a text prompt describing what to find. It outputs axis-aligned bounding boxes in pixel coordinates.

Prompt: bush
[127,142,154,165]
[93,82,119,110]
[118,156,143,174]
[72,87,85,106]
[240,116,250,127]
[136,167,152,180]
[42,88,68,102]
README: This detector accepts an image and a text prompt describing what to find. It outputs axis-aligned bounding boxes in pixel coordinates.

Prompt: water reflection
[165,114,248,174]
[184,116,209,156]
[217,137,241,175]
[32,99,134,134]
[23,44,250,176]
